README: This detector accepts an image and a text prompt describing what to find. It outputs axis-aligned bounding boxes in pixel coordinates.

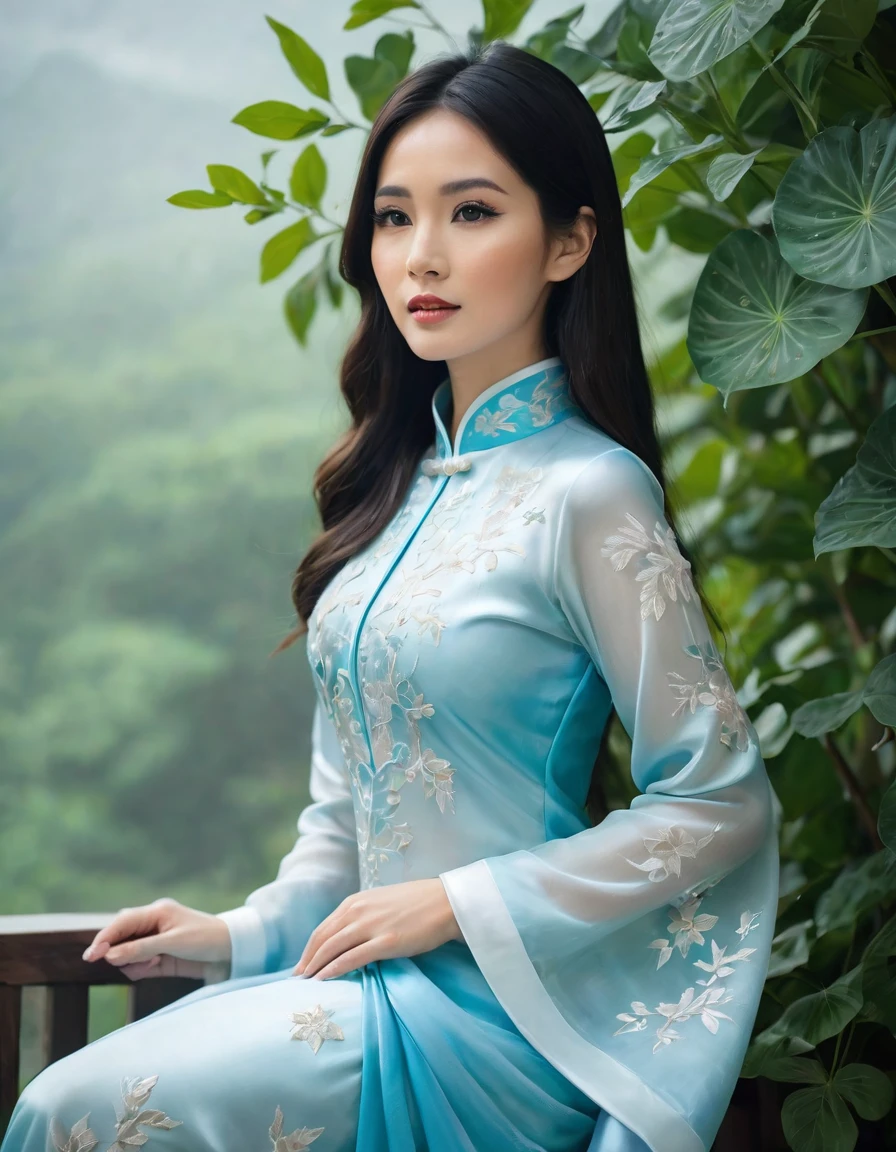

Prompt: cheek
[462,230,544,305]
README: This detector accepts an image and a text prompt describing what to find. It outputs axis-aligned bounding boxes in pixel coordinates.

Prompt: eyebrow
[373,177,508,199]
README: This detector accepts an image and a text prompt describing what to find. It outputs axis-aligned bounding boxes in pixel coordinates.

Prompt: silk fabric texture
[4,357,779,1152]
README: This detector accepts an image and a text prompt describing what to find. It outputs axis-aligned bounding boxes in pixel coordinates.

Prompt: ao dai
[3,356,778,1152]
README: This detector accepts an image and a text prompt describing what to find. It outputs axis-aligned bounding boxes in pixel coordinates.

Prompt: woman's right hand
[81,897,233,982]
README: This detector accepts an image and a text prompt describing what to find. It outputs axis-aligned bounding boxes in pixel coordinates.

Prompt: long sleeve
[438,446,779,1152]
[215,694,360,980]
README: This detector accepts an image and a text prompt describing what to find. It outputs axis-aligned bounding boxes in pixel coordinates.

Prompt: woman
[3,40,779,1152]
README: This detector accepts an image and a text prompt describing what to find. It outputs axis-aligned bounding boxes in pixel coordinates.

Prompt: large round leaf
[687,230,867,399]
[781,1086,857,1152]
[879,779,896,854]
[773,117,896,288]
[833,1063,895,1121]
[814,404,896,555]
[648,0,785,82]
[864,652,896,728]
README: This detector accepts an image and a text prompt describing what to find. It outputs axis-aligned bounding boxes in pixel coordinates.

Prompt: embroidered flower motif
[108,1075,183,1150]
[50,1115,98,1152]
[268,1104,324,1149]
[289,1003,345,1054]
[310,460,548,886]
[648,896,720,969]
[736,910,762,940]
[614,985,736,1053]
[473,367,574,438]
[693,938,757,986]
[624,822,723,882]
[667,643,753,753]
[601,512,696,621]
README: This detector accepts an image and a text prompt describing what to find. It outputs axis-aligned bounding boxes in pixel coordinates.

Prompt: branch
[822,733,884,851]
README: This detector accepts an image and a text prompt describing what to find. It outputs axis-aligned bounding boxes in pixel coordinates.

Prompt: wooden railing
[0,913,203,1134]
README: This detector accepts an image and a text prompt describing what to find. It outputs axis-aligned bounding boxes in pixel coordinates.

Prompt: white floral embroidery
[624,822,723,882]
[736,910,762,940]
[693,938,757,986]
[473,368,574,437]
[51,1076,182,1151]
[614,986,736,1053]
[268,1104,324,1149]
[311,463,548,886]
[289,1003,345,1054]
[668,642,753,753]
[647,896,719,969]
[600,512,696,621]
[50,1115,98,1152]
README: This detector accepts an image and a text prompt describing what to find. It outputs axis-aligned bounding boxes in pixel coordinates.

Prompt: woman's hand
[294,878,463,980]
[81,898,232,982]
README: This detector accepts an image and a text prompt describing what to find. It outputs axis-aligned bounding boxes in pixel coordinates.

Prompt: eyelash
[370,199,501,228]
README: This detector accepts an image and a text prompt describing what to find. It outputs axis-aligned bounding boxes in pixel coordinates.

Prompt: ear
[548,206,597,283]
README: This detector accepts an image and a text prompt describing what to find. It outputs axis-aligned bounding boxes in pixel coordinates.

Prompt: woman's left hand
[293,878,463,980]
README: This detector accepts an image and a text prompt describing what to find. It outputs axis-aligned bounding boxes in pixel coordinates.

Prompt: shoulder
[556,417,666,519]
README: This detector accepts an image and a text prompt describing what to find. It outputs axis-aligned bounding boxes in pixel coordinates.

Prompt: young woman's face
[370,108,590,371]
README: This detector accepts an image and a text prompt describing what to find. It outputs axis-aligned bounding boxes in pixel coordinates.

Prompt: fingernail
[82,947,94,960]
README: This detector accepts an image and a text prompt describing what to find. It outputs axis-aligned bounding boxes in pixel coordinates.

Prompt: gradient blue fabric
[3,356,778,1152]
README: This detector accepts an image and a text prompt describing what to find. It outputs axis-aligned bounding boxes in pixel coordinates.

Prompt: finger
[104,930,174,967]
[119,956,163,981]
[296,905,352,972]
[84,907,160,958]
[313,940,382,981]
[295,923,364,978]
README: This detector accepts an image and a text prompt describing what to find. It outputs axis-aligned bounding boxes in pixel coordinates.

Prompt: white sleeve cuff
[216,905,268,980]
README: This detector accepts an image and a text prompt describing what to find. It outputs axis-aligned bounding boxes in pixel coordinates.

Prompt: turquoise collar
[430,356,580,459]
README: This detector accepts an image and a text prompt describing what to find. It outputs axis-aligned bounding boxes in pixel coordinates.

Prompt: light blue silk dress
[3,356,779,1152]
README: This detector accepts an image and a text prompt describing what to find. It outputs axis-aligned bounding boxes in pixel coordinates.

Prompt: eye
[370,199,501,227]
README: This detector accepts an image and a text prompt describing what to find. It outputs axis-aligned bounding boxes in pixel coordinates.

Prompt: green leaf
[832,1063,895,1121]
[767,919,815,978]
[860,914,896,1031]
[265,17,329,101]
[482,0,537,41]
[321,123,353,136]
[687,230,867,400]
[781,1085,857,1152]
[648,0,786,82]
[284,269,319,344]
[244,208,275,225]
[706,148,763,201]
[773,117,896,289]
[791,689,864,737]
[622,131,724,208]
[814,405,896,556]
[599,79,667,132]
[289,145,327,212]
[374,31,414,80]
[206,165,267,206]
[345,52,400,121]
[232,101,329,141]
[760,964,863,1047]
[864,653,896,727]
[815,851,896,936]
[260,217,315,283]
[880,780,896,854]
[166,189,234,209]
[344,0,420,30]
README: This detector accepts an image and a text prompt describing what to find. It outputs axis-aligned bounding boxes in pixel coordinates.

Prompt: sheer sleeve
[215,695,360,980]
[438,446,779,1152]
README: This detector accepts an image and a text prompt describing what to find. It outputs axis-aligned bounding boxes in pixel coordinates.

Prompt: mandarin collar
[428,357,580,471]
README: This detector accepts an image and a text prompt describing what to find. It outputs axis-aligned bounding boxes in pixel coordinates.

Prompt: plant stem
[822,733,884,851]
[859,48,896,104]
[873,280,896,319]
[810,365,863,434]
[849,324,896,341]
[415,3,460,47]
[748,39,818,137]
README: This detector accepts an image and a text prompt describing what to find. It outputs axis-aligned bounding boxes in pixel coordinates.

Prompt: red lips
[408,294,460,311]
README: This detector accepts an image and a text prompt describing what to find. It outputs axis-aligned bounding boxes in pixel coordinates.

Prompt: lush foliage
[168,1,896,1147]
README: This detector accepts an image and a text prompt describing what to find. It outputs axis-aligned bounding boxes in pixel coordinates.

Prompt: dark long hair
[272,40,725,825]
